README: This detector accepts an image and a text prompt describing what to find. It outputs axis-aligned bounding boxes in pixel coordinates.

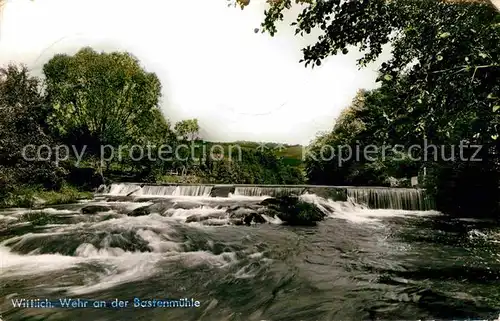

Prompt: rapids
[1,184,499,320]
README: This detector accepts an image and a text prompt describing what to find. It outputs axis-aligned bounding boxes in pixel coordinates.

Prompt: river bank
[0,184,93,209]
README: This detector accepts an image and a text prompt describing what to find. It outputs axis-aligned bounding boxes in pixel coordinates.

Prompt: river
[1,184,500,320]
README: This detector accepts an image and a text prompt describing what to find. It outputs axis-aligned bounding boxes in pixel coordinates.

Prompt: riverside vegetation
[0,49,304,209]
[236,0,500,218]
[2,0,500,220]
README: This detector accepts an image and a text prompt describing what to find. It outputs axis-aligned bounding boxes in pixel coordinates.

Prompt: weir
[346,187,434,211]
[108,183,141,196]
[102,183,434,211]
[233,187,306,197]
[107,184,213,197]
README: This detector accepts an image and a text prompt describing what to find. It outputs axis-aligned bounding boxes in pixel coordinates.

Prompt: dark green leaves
[43,48,163,153]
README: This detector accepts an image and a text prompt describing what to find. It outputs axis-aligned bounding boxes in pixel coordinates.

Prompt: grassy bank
[155,174,208,184]
[0,184,93,209]
[208,141,304,169]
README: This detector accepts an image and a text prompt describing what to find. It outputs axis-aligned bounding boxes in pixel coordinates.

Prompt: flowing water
[1,184,500,321]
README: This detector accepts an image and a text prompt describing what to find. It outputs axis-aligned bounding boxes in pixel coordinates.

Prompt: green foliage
[1,185,40,208]
[304,90,403,186]
[0,64,65,194]
[174,119,200,141]
[37,184,93,205]
[19,211,60,226]
[203,141,305,171]
[0,47,306,205]
[250,0,500,215]
[140,109,173,145]
[252,0,500,148]
[43,47,163,154]
[204,149,304,184]
[1,184,92,209]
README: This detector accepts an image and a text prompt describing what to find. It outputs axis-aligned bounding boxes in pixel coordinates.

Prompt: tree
[137,108,173,145]
[240,0,499,143]
[206,148,304,184]
[174,119,200,141]
[0,64,64,197]
[119,108,175,181]
[250,0,499,215]
[43,47,163,155]
[304,90,395,186]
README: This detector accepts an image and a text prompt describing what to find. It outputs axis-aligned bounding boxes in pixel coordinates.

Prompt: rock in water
[186,213,227,223]
[260,195,326,226]
[104,196,130,202]
[260,198,281,206]
[243,212,267,225]
[227,206,267,225]
[172,202,204,210]
[81,205,111,214]
[128,205,151,217]
[127,201,174,216]
[210,185,235,197]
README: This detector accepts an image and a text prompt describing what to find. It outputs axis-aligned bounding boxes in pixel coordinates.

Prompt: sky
[0,0,387,145]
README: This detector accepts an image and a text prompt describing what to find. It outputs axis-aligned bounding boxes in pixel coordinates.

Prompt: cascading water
[106,183,213,197]
[139,185,178,196]
[170,185,213,197]
[105,183,436,211]
[346,187,434,211]
[136,185,213,197]
[107,183,142,196]
[232,186,306,197]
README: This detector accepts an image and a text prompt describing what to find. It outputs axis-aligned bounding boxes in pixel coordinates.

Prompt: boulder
[260,195,326,226]
[259,198,282,206]
[243,212,267,225]
[226,206,267,225]
[81,205,111,214]
[210,185,235,197]
[172,202,204,210]
[128,202,174,216]
[128,205,151,217]
[104,196,131,202]
[304,187,347,201]
[186,213,227,223]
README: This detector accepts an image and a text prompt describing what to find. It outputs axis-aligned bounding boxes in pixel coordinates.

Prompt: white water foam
[0,214,243,295]
[107,183,142,196]
[165,206,227,221]
[0,245,84,276]
[300,193,440,224]
[0,207,78,218]
[0,192,441,297]
[0,214,18,223]
[131,194,270,202]
[107,183,214,197]
[233,187,305,197]
[66,248,238,295]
